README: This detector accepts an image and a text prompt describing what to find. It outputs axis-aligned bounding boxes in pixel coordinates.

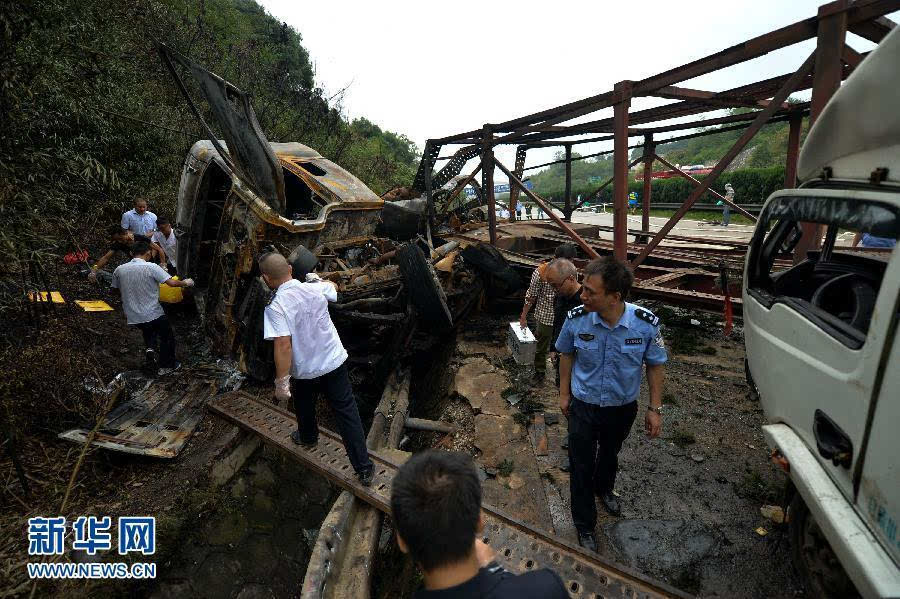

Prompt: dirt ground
[421,304,806,598]
[2,251,805,598]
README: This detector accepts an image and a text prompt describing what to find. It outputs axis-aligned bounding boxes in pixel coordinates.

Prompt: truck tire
[790,494,860,598]
[396,242,452,330]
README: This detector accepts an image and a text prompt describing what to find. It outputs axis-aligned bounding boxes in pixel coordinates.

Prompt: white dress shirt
[151,230,177,267]
[121,209,157,235]
[111,258,171,324]
[263,279,347,379]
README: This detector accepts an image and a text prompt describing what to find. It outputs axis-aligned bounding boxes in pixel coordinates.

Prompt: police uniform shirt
[413,563,567,599]
[555,302,668,406]
[263,279,348,380]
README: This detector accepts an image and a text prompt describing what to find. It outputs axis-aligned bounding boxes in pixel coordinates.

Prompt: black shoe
[356,466,374,487]
[290,430,317,450]
[601,492,621,516]
[577,531,597,552]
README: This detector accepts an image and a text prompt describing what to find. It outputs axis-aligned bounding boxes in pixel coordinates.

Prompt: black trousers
[568,398,638,533]
[290,363,373,474]
[134,315,176,367]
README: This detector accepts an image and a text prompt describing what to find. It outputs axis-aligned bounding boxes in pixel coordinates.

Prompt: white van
[743,26,900,599]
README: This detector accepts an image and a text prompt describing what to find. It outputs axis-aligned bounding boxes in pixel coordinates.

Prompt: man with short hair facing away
[555,257,667,552]
[121,199,157,236]
[260,252,375,486]
[391,450,568,598]
[111,240,194,375]
[151,217,178,276]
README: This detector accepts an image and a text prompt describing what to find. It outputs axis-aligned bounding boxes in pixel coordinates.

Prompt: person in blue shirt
[852,231,896,248]
[555,256,667,552]
[121,199,158,236]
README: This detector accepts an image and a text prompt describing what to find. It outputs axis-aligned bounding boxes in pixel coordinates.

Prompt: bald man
[260,252,375,485]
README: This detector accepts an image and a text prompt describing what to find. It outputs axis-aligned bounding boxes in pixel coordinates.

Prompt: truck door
[857,262,900,566]
[744,192,899,503]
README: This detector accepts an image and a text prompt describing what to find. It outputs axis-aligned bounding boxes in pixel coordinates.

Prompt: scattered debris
[760,505,785,524]
[75,299,113,311]
[755,527,768,536]
[690,453,706,463]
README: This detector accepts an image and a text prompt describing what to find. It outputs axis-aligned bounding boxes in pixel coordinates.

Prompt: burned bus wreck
[162,47,485,382]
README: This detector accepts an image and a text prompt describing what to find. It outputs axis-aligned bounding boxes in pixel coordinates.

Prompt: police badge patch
[654,330,665,349]
[578,333,595,341]
[625,338,642,345]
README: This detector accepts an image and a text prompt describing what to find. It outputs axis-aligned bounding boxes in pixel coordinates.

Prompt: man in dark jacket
[391,450,568,598]
[546,258,583,386]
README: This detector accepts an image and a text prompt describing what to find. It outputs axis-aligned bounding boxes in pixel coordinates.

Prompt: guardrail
[576,203,764,215]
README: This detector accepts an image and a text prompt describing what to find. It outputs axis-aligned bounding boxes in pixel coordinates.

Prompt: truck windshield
[747,194,898,348]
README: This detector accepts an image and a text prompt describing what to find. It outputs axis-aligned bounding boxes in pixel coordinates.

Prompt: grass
[671,428,697,448]
[647,208,755,226]
[498,459,515,477]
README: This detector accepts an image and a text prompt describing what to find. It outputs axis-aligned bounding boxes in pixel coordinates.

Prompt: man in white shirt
[151,217,178,276]
[121,199,158,236]
[260,252,375,485]
[111,240,194,375]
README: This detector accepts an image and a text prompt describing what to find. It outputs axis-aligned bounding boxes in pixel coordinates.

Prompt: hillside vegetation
[0,0,418,293]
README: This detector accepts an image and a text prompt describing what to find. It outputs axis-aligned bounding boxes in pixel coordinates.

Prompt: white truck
[743,24,900,599]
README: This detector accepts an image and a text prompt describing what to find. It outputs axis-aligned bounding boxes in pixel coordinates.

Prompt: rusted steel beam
[522,134,615,149]
[508,146,527,220]
[642,137,654,234]
[784,112,802,189]
[841,44,864,69]
[796,1,849,263]
[482,125,497,245]
[495,160,600,259]
[613,81,632,262]
[651,153,757,222]
[524,143,643,172]
[564,143,573,221]
[440,164,482,215]
[848,14,896,42]
[650,85,781,109]
[631,51,816,269]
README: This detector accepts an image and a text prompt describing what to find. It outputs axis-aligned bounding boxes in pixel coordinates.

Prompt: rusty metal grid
[209,392,691,599]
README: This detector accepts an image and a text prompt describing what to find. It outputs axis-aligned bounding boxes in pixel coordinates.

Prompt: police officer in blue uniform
[555,257,667,552]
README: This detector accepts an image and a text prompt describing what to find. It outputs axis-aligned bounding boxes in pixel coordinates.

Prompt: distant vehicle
[633,165,713,181]
[742,26,900,599]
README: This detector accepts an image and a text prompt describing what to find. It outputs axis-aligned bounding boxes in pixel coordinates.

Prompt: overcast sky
[258,0,890,178]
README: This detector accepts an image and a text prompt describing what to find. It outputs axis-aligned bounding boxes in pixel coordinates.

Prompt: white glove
[274,375,291,402]
[182,278,195,288]
[88,270,98,283]
[305,272,322,283]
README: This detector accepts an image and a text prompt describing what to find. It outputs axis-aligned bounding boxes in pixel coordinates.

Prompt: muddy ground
[2,254,804,598]
[414,304,805,598]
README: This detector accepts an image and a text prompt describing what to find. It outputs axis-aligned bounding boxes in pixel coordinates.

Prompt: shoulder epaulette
[634,308,659,326]
[567,305,587,319]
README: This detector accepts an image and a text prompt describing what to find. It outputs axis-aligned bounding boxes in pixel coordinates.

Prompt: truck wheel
[790,494,859,598]
[396,242,452,330]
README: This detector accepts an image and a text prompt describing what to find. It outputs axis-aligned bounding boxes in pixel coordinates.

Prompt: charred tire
[396,242,452,330]
[789,493,860,599]
[460,243,524,296]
